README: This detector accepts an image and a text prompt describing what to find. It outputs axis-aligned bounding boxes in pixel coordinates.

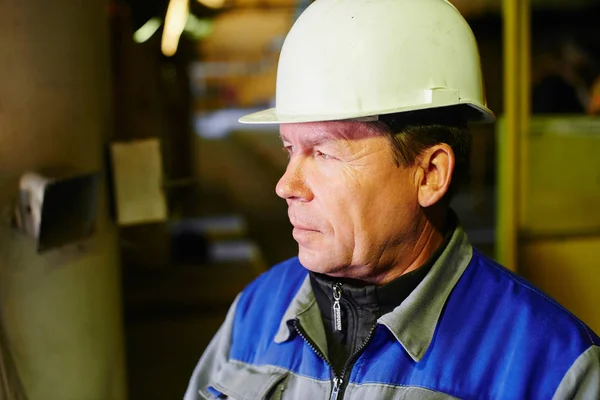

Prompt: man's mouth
[292,224,319,232]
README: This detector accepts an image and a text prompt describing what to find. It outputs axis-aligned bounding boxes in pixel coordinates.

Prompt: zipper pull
[332,283,343,331]
[330,377,343,400]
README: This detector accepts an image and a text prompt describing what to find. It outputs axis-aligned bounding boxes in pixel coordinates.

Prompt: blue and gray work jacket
[185,224,600,399]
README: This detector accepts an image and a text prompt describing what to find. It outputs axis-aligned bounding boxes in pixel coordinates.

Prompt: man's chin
[297,249,336,275]
[297,249,321,271]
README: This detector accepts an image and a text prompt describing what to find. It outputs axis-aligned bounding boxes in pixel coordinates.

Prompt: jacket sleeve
[552,345,600,400]
[183,294,241,400]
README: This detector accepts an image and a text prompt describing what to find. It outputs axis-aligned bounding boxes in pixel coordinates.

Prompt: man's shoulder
[427,248,599,398]
[235,257,308,313]
[462,249,599,347]
[229,257,308,360]
[246,256,307,291]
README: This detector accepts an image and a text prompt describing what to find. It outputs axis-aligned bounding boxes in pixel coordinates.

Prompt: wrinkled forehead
[279,120,385,144]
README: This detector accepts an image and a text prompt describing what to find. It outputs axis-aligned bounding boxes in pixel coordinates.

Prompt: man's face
[277,121,422,279]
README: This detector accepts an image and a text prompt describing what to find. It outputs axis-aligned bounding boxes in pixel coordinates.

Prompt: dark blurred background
[0,0,599,399]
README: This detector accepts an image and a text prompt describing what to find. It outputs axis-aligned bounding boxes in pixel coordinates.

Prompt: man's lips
[290,219,320,232]
[289,212,321,232]
[292,224,320,232]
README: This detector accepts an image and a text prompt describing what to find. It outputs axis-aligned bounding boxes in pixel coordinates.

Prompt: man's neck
[373,221,445,285]
[328,208,450,286]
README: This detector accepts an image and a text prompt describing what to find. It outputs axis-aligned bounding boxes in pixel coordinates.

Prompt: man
[185,0,600,398]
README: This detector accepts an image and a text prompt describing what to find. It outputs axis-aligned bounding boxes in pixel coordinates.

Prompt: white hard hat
[240,0,494,124]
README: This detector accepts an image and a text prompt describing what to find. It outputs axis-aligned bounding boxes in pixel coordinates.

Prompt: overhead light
[133,17,163,43]
[197,0,226,9]
[162,0,190,57]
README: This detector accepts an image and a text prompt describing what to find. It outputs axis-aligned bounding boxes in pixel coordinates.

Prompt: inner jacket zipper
[293,282,378,400]
[332,283,343,331]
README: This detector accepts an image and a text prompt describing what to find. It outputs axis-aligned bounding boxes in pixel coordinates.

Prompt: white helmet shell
[240,0,493,124]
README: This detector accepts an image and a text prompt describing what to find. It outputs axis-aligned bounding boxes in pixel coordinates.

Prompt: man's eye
[315,150,332,160]
[283,145,294,155]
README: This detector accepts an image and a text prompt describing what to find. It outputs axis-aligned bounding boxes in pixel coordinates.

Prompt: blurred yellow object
[588,76,600,115]
[162,0,189,57]
[497,115,600,334]
[521,117,600,235]
[521,237,600,334]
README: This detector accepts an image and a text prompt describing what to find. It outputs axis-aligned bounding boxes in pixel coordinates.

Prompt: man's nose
[275,159,313,201]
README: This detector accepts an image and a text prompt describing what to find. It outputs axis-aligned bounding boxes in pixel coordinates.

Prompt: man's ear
[416,144,455,208]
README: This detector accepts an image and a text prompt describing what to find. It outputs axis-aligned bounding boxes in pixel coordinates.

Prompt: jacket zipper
[294,283,378,400]
[332,283,343,331]
[293,321,342,400]
[333,323,377,400]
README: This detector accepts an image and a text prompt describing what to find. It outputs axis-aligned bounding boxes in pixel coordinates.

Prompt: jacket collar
[274,276,328,356]
[274,223,473,362]
[378,224,472,361]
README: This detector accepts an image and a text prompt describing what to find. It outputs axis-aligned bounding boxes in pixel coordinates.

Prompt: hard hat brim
[239,102,495,125]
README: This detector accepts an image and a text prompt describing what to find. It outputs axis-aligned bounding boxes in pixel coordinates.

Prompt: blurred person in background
[533,35,600,115]
[185,1,600,399]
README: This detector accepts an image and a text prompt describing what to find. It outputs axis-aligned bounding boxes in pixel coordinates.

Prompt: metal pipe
[519,0,531,230]
[498,0,530,271]
[497,0,520,271]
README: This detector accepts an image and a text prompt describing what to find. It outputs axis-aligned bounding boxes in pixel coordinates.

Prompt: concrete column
[0,1,126,399]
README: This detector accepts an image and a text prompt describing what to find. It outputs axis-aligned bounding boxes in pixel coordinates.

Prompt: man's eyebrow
[279,132,334,146]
